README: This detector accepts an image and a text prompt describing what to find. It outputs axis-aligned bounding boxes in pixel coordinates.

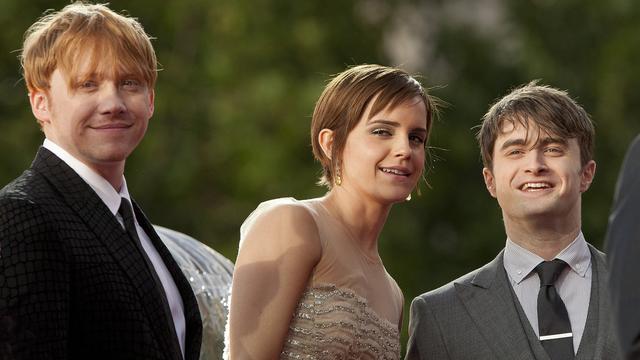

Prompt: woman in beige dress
[227,64,436,359]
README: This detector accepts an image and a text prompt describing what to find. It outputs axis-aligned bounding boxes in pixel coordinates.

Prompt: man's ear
[580,160,596,192]
[147,89,155,117]
[29,90,51,126]
[482,167,497,198]
[318,128,335,160]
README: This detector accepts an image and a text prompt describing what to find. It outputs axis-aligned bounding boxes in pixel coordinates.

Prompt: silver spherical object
[155,225,233,360]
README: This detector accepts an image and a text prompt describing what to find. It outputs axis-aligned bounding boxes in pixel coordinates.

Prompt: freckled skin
[30,59,154,188]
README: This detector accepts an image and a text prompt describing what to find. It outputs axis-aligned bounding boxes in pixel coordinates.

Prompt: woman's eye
[372,128,392,136]
[410,135,425,144]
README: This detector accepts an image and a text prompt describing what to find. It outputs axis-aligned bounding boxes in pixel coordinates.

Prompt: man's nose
[524,150,548,174]
[97,83,126,115]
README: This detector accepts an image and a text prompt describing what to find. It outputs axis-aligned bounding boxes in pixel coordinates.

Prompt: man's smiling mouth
[520,182,552,191]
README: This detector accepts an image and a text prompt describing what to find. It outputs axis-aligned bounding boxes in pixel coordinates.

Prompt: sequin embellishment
[281,284,400,359]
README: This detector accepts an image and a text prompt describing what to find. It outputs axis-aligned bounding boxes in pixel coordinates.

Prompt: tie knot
[534,259,567,286]
[119,197,134,222]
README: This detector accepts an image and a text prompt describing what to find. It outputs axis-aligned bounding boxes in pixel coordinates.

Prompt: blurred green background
[2,0,639,354]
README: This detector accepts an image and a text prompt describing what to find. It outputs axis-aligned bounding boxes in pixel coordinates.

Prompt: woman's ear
[318,129,335,160]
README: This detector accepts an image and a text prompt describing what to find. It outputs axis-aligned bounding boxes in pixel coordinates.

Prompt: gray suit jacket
[606,134,640,359]
[405,245,620,360]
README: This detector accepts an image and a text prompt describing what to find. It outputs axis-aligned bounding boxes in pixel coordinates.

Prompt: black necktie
[118,198,181,353]
[119,197,144,250]
[118,197,164,288]
[535,259,574,359]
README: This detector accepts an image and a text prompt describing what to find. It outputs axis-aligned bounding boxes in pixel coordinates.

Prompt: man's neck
[91,163,124,191]
[504,216,582,260]
[42,139,125,191]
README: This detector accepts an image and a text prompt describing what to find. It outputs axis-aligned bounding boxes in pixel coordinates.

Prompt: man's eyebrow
[499,138,527,151]
[499,136,567,151]
[537,136,567,147]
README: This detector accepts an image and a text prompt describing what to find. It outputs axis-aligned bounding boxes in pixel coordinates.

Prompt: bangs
[498,114,567,148]
[478,81,595,168]
[56,37,149,87]
[21,3,157,92]
[368,85,427,121]
[495,101,577,142]
[56,31,156,87]
[364,73,429,126]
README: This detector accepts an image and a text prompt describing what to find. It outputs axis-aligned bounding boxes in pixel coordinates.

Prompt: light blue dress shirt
[503,233,592,354]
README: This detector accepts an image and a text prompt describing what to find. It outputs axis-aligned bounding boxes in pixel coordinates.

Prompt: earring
[406,183,421,201]
[335,166,342,186]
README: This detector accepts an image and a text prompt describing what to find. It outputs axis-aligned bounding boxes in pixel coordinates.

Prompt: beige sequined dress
[240,198,402,360]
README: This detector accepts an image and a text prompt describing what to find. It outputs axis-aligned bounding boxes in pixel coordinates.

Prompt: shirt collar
[503,232,591,284]
[43,139,131,215]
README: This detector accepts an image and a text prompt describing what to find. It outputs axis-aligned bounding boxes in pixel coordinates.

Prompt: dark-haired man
[406,82,620,359]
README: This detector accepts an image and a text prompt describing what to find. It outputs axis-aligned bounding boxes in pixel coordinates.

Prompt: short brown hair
[477,81,594,169]
[20,2,157,93]
[311,64,436,187]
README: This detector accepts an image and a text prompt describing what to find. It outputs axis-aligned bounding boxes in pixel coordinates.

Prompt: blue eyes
[79,81,97,88]
[76,79,141,90]
[122,79,141,88]
[545,147,562,153]
[506,147,563,156]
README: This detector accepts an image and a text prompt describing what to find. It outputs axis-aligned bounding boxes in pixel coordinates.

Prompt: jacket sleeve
[405,295,449,360]
[606,135,640,359]
[0,197,70,360]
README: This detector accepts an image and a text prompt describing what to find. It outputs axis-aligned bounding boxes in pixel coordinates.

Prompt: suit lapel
[509,286,551,360]
[133,202,203,360]
[575,245,613,360]
[455,251,538,360]
[31,148,181,359]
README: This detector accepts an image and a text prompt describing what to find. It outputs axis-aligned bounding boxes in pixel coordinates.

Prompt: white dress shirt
[43,139,186,357]
[503,232,592,353]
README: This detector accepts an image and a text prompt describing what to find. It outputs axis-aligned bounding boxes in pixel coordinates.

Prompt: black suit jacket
[0,148,202,360]
[606,134,640,359]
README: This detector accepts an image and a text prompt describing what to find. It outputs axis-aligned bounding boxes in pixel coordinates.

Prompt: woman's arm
[228,203,322,360]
